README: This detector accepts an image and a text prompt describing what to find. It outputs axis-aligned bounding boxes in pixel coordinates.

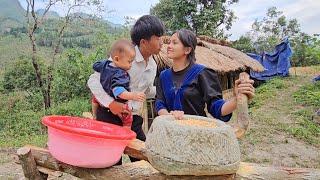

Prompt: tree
[231,35,256,53]
[248,6,300,52]
[52,48,105,103]
[2,57,41,93]
[25,0,103,109]
[233,6,320,66]
[291,33,320,66]
[150,0,238,38]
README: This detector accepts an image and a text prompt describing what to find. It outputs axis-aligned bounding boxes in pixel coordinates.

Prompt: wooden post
[17,147,43,180]
[141,100,149,133]
[233,72,250,139]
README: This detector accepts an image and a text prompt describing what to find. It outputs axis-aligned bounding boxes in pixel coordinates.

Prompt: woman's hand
[234,78,255,100]
[170,110,184,120]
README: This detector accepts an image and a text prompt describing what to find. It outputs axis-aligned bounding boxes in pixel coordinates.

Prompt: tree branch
[39,0,63,24]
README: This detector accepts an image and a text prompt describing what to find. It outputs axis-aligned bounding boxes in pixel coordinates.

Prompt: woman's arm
[221,97,237,116]
[221,78,255,116]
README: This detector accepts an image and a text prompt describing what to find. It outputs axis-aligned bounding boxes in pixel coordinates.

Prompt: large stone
[145,115,240,175]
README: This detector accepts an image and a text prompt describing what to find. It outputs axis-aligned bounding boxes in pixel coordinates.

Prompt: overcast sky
[18,0,320,40]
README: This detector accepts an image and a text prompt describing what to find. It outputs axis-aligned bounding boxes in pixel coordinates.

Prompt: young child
[91,39,146,127]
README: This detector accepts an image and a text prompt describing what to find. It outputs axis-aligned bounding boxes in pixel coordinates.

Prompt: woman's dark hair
[131,15,165,46]
[176,29,197,62]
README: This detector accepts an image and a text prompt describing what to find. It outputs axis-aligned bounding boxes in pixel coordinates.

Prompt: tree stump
[17,147,43,180]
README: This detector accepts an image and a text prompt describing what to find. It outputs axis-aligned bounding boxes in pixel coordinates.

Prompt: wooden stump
[17,147,43,180]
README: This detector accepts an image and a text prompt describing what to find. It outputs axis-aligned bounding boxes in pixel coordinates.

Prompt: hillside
[36,9,60,18]
[0,0,25,22]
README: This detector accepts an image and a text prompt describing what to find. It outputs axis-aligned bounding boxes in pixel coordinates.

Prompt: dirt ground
[0,67,319,179]
[238,71,320,168]
[0,148,23,179]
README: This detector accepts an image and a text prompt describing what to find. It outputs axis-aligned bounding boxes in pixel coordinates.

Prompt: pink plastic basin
[42,115,136,168]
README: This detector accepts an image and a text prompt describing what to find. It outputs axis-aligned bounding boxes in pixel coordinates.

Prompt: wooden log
[233,72,250,139]
[38,167,80,180]
[17,147,43,180]
[47,173,80,180]
[38,166,62,177]
[25,145,61,171]
[124,139,148,161]
[236,162,320,180]
[23,145,320,179]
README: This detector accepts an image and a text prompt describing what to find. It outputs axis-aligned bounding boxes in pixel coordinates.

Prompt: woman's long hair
[176,29,197,63]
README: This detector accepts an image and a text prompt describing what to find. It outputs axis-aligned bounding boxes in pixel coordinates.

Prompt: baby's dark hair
[110,39,135,58]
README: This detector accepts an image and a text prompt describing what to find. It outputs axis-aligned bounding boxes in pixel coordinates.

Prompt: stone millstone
[145,115,240,175]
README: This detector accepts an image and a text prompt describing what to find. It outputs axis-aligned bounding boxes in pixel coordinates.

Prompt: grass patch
[0,134,48,148]
[0,95,91,148]
[284,109,320,145]
[49,97,91,116]
[249,77,288,109]
[246,76,320,146]
[242,156,271,164]
[284,82,320,146]
[241,127,268,145]
[293,82,320,107]
[0,109,47,147]
[310,65,320,72]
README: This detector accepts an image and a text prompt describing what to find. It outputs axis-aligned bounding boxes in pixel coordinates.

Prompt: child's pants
[96,105,146,165]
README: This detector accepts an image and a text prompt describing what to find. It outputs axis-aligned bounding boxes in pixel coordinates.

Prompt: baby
[91,39,145,127]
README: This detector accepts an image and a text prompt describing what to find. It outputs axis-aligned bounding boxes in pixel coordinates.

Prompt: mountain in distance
[36,9,60,19]
[0,0,25,22]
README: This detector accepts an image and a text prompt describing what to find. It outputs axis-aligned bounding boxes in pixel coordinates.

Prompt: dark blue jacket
[93,60,130,102]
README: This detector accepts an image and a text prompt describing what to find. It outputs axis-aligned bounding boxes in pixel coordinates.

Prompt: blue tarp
[249,38,292,81]
[313,75,320,82]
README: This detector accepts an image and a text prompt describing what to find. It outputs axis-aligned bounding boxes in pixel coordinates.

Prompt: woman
[155,29,255,121]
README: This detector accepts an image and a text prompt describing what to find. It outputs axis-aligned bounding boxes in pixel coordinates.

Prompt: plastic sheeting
[249,38,292,80]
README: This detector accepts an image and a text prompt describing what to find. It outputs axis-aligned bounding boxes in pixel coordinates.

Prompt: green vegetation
[231,7,320,67]
[286,81,320,144]
[151,0,237,38]
[0,46,107,147]
[249,77,287,109]
[246,71,320,147]
[293,82,320,107]
[0,0,25,22]
[0,28,127,147]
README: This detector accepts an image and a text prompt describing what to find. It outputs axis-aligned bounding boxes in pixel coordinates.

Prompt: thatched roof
[155,36,264,73]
